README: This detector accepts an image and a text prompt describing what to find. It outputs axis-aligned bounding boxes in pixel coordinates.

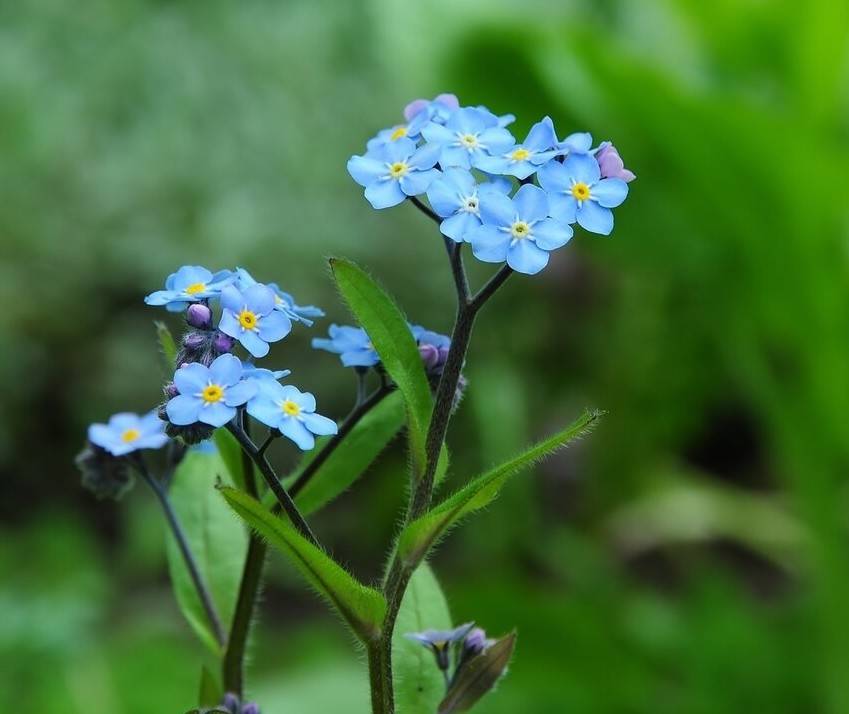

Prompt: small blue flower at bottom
[166,354,257,428]
[348,137,441,209]
[405,623,476,670]
[312,325,380,367]
[219,284,292,358]
[88,411,169,456]
[247,382,337,450]
[537,152,629,235]
[467,184,573,275]
[144,265,234,312]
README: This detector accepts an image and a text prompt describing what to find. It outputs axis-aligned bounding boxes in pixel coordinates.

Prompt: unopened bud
[463,627,489,657]
[221,693,240,714]
[419,343,441,371]
[182,332,206,350]
[241,703,260,714]
[186,303,212,329]
[213,331,235,354]
[163,382,178,399]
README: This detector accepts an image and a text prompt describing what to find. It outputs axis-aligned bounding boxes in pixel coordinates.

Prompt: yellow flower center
[202,384,224,403]
[238,309,258,330]
[185,282,207,295]
[388,162,409,179]
[121,428,140,443]
[389,125,408,141]
[510,148,530,161]
[571,182,591,201]
[281,400,301,416]
[460,133,478,148]
[510,221,531,239]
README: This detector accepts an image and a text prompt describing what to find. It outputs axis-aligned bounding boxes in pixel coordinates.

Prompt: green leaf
[438,632,517,714]
[198,665,223,708]
[330,258,433,475]
[399,409,603,567]
[393,564,453,714]
[155,320,177,375]
[291,391,406,515]
[213,427,247,492]
[165,447,248,654]
[219,486,386,642]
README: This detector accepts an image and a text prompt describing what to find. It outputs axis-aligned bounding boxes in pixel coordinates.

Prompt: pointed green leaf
[198,665,223,708]
[438,632,517,714]
[165,447,248,654]
[291,391,406,515]
[219,486,386,642]
[155,320,177,375]
[393,564,453,714]
[399,409,603,566]
[330,258,433,474]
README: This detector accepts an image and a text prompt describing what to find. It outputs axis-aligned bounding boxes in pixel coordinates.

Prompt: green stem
[136,458,226,648]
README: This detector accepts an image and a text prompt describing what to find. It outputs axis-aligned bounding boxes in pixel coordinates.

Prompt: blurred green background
[3,0,849,711]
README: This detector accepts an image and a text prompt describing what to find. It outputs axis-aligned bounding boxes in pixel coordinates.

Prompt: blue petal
[548,193,578,224]
[218,310,242,339]
[523,117,556,153]
[468,225,510,263]
[507,240,550,275]
[88,424,115,451]
[533,218,573,250]
[199,402,236,428]
[441,212,481,243]
[136,433,169,451]
[347,155,386,187]
[479,127,515,154]
[244,284,275,315]
[426,173,464,217]
[167,395,202,425]
[592,178,629,208]
[537,161,570,194]
[513,184,549,223]
[506,160,537,180]
[479,191,514,228]
[174,363,209,394]
[577,201,614,235]
[239,330,270,358]
[341,349,380,367]
[438,145,472,169]
[365,180,406,209]
[421,123,453,146]
[301,412,338,436]
[559,131,593,153]
[224,380,256,407]
[449,107,488,135]
[564,153,601,185]
[280,418,315,450]
[172,266,213,291]
[382,137,416,164]
[209,353,242,386]
[409,142,441,170]
[220,285,243,313]
[472,154,511,175]
[139,410,166,435]
[312,337,343,354]
[400,169,439,196]
[247,395,283,428]
[144,290,175,306]
[257,310,292,342]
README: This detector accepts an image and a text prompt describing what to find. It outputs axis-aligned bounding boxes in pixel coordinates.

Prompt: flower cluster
[348,94,634,275]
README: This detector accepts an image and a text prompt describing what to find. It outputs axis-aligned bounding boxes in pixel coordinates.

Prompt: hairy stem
[372,245,514,713]
[137,459,226,648]
[227,421,318,546]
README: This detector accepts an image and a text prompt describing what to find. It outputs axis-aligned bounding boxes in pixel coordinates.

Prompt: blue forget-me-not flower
[218,284,292,358]
[467,184,573,275]
[166,353,256,428]
[145,266,235,312]
[247,382,337,450]
[475,117,560,180]
[537,152,629,235]
[234,268,324,326]
[421,107,514,170]
[312,324,380,367]
[88,411,169,456]
[347,138,441,209]
[425,168,511,243]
